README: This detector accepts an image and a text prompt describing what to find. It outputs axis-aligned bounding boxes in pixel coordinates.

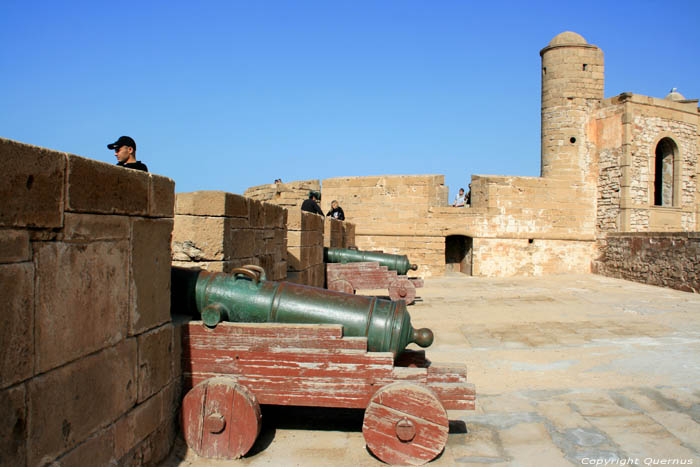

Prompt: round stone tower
[540,31,604,181]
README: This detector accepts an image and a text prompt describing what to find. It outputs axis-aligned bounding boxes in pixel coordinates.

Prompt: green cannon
[324,247,418,276]
[171,265,433,357]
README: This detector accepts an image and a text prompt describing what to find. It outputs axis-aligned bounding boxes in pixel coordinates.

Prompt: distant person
[465,183,472,205]
[453,188,465,207]
[301,191,324,216]
[274,178,282,183]
[107,136,148,172]
[326,200,345,220]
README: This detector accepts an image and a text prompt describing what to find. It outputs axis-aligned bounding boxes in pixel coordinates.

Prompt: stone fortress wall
[259,31,700,289]
[1,138,179,466]
[244,179,320,210]
[172,191,288,281]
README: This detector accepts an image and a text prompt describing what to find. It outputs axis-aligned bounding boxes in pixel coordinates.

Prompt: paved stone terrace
[163,274,700,466]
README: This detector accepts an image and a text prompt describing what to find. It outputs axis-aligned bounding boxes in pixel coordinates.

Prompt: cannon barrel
[324,247,418,276]
[171,265,433,357]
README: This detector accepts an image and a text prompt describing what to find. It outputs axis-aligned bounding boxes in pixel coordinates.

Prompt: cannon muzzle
[171,265,432,357]
[324,247,418,276]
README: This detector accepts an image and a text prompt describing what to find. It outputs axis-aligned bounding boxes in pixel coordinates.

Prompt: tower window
[570,137,576,144]
[653,137,678,206]
[582,64,588,71]
[542,67,547,75]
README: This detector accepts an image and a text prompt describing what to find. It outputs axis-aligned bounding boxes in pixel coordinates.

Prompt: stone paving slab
[161,274,700,466]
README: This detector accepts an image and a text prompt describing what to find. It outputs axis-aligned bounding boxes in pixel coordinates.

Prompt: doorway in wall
[445,235,473,275]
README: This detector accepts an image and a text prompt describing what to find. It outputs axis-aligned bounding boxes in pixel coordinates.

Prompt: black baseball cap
[107,136,136,150]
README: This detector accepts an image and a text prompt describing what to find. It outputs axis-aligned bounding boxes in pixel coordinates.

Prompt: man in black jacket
[301,191,324,216]
[107,136,148,172]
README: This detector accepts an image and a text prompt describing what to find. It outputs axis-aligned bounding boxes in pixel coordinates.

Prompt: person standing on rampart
[326,200,345,220]
[301,191,324,216]
[453,188,466,207]
[108,136,148,172]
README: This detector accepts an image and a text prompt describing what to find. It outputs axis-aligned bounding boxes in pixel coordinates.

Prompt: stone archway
[445,235,473,275]
[653,137,679,207]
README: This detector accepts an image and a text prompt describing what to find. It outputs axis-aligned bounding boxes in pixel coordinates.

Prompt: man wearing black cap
[107,136,148,172]
[301,191,324,216]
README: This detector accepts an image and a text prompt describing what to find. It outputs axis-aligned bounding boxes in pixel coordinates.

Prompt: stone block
[285,208,299,231]
[344,223,356,247]
[172,259,226,272]
[0,263,34,388]
[287,246,320,271]
[0,137,65,228]
[0,384,27,467]
[115,390,162,459]
[172,215,226,260]
[66,154,149,215]
[264,202,286,228]
[249,198,265,228]
[27,339,137,466]
[130,218,172,335]
[35,241,129,373]
[149,174,175,218]
[61,213,130,242]
[230,228,256,259]
[137,324,174,403]
[272,259,288,281]
[285,269,308,285]
[286,230,323,248]
[160,380,182,424]
[0,229,30,264]
[303,211,324,232]
[175,191,248,217]
[56,427,116,467]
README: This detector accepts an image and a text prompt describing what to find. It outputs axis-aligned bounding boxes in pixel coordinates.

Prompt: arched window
[653,137,678,207]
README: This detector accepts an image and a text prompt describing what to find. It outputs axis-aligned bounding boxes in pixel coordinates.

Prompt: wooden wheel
[389,279,416,305]
[181,377,261,459]
[362,382,449,465]
[328,279,355,295]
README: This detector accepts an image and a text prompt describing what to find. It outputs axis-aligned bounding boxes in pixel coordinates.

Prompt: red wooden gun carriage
[324,247,424,305]
[181,322,475,465]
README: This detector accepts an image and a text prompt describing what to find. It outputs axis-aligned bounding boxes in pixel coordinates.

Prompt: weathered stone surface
[115,389,162,459]
[0,229,30,263]
[149,174,175,218]
[27,339,137,466]
[0,137,65,228]
[172,215,227,261]
[249,198,265,228]
[300,210,324,231]
[243,179,320,209]
[594,233,700,293]
[130,218,172,335]
[175,191,248,217]
[61,213,130,241]
[55,427,116,467]
[286,230,323,248]
[0,263,34,388]
[230,228,256,259]
[0,384,27,467]
[137,324,174,403]
[34,241,129,373]
[66,154,149,215]
[264,202,286,228]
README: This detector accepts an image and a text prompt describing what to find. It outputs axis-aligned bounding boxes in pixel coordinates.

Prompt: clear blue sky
[2,1,699,201]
